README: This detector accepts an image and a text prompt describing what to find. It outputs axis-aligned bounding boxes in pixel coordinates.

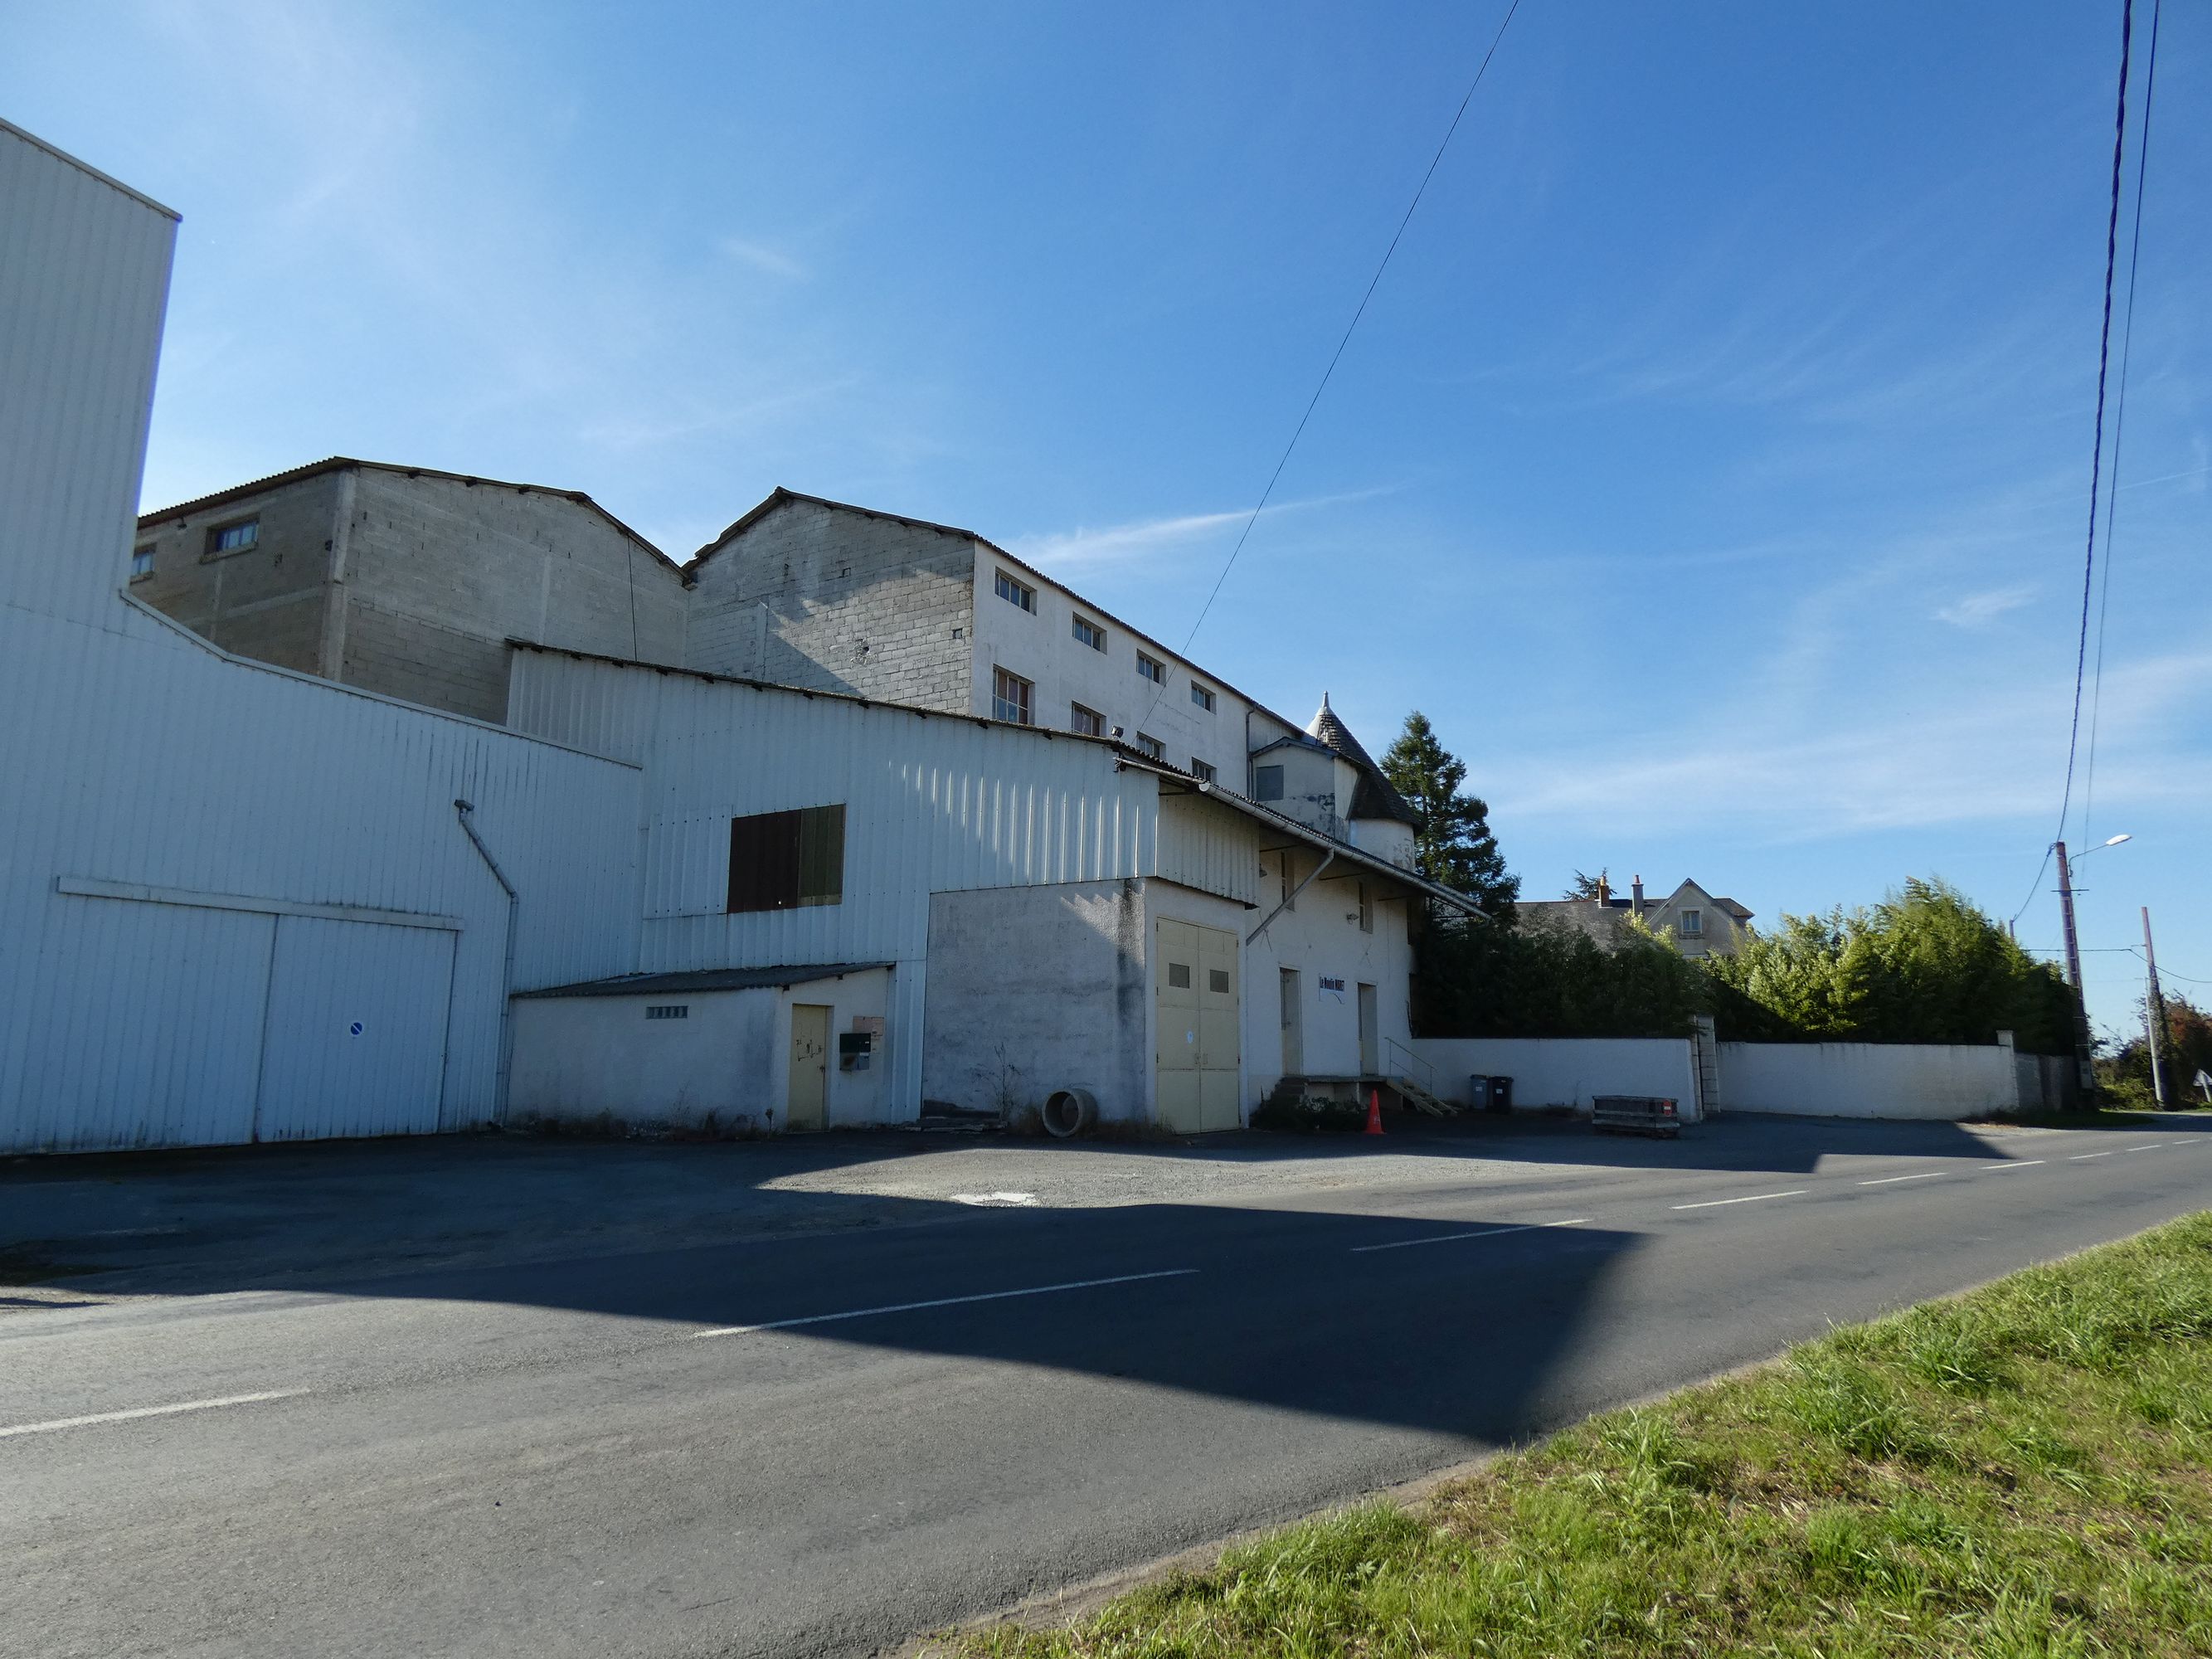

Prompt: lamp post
[2054,833,2130,1101]
[2143,906,2169,1110]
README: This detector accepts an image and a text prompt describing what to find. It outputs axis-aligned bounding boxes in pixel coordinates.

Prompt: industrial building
[2,117,1473,1155]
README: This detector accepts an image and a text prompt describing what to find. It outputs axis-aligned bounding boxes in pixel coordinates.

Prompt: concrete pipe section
[1042,1088,1096,1138]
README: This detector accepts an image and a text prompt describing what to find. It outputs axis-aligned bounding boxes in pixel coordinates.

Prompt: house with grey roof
[1519,874,1753,960]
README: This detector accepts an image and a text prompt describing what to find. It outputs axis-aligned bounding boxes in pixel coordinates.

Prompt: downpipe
[454,800,520,1127]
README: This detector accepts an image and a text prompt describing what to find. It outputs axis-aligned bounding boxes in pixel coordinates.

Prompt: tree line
[1378,713,2078,1053]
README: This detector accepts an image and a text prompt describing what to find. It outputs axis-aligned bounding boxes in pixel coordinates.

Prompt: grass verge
[962,1212,2212,1657]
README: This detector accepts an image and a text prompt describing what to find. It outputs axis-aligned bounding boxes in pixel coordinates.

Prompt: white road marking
[690,1269,1198,1340]
[0,1389,309,1441]
[1859,1172,1946,1186]
[949,1192,1038,1207]
[1981,1160,2045,1170]
[1673,1190,1807,1211]
[2069,1151,2117,1160]
[2127,1145,2161,1152]
[1349,1219,1587,1255]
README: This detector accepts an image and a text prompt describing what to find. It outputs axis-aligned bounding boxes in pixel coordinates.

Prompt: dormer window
[1679,908,1703,937]
[1254,765,1284,802]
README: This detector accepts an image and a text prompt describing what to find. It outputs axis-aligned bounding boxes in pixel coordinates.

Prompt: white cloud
[1009,486,1397,572]
[1935,584,2038,627]
[718,236,808,281]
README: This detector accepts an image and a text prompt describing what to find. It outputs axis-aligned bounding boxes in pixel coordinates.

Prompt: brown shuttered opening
[727,804,845,912]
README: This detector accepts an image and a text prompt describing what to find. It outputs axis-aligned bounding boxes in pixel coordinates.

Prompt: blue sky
[8,2,2205,1046]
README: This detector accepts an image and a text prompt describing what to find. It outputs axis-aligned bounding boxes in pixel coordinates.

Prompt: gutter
[453,800,520,1126]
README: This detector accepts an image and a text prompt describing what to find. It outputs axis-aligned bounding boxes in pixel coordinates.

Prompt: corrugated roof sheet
[517,962,892,999]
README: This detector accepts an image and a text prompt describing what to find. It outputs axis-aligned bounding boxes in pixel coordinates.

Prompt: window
[1190,758,1217,783]
[206,518,260,557]
[727,804,846,913]
[994,570,1035,612]
[1072,615,1106,652]
[1208,969,1230,994]
[1167,962,1192,989]
[1133,732,1165,760]
[129,544,156,580]
[992,667,1033,724]
[1190,682,1216,713]
[1358,881,1373,933]
[1679,908,1703,937]
[645,1005,689,1020]
[1070,702,1104,737]
[1254,764,1285,802]
[1135,652,1164,684]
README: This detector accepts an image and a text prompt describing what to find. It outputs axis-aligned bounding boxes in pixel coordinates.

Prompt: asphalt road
[6,1116,2209,1658]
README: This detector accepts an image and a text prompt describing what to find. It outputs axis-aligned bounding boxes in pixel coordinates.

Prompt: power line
[1137,0,1520,732]
[2050,0,2136,853]
[2082,0,2163,848]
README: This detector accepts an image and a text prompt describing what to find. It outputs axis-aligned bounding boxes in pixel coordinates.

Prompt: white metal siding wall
[0,123,176,631]
[1155,790,1261,907]
[510,650,1169,1115]
[0,610,646,1151]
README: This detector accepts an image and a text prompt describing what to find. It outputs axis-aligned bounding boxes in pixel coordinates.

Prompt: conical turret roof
[1305,694,1420,826]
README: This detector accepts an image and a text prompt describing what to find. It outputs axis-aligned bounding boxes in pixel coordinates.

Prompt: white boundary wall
[1717,1042,2020,1120]
[1409,1038,1703,1122]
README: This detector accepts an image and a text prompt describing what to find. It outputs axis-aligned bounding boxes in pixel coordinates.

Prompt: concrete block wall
[341,470,687,722]
[132,469,343,675]
[687,498,976,710]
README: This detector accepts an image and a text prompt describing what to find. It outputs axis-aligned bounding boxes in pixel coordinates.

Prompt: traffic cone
[1364,1087,1384,1136]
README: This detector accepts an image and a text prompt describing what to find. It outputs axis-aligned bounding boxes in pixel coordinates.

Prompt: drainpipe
[454,800,519,1126]
[1248,847,1334,944]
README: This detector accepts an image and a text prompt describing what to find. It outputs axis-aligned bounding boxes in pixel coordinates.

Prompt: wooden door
[787,1004,829,1131]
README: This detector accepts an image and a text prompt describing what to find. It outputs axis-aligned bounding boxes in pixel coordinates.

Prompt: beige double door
[1155,918,1242,1133]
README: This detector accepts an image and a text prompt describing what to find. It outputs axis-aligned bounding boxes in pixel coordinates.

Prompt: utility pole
[2055,841,2097,1100]
[2143,905,2169,1109]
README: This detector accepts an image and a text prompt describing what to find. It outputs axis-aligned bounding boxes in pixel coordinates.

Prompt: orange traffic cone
[1364,1087,1384,1136]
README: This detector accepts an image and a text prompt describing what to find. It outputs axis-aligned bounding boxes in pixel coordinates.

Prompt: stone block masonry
[687,497,975,712]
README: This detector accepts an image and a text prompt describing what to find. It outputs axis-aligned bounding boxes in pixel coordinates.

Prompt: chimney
[1594,872,1611,907]
[1631,874,1645,917]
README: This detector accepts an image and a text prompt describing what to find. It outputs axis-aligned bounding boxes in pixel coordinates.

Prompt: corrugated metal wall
[511,650,1272,1115]
[0,120,176,631]
[0,125,647,1152]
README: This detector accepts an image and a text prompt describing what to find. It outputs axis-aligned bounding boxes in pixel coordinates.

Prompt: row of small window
[129,517,260,580]
[994,569,1215,711]
[991,669,1216,779]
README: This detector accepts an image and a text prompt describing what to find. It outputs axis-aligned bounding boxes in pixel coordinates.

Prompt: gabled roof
[137,458,684,577]
[687,486,1310,744]
[1305,694,1420,827]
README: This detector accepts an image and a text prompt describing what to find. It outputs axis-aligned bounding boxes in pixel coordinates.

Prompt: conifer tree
[1378,712,1519,917]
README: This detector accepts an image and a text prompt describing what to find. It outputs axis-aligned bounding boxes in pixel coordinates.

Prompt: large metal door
[1155,918,1241,1133]
[255,917,456,1141]
[787,1004,829,1131]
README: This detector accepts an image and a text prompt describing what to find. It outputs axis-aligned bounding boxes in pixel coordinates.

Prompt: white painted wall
[967,548,1252,783]
[510,967,890,1131]
[1716,1042,2020,1120]
[1407,1037,1704,1121]
[1244,850,1417,1094]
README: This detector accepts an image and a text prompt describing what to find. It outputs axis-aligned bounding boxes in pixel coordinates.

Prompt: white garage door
[255,915,457,1141]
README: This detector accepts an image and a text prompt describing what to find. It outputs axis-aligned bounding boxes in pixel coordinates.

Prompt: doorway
[1279,968,1302,1077]
[787,1003,830,1131]
[1155,918,1242,1132]
[1357,982,1378,1076]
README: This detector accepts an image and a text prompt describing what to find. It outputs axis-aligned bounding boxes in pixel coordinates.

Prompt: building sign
[1318,976,1347,1003]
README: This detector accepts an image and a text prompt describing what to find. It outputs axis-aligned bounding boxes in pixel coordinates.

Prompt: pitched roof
[136,457,684,577]
[688,486,1310,744]
[1305,694,1420,826]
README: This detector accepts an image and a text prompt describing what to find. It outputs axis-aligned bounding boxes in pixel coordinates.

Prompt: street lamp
[2054,833,2131,1098]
